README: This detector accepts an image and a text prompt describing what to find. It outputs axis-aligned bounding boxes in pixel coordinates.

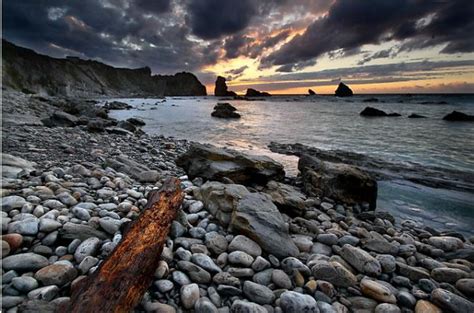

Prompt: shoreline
[2,90,474,312]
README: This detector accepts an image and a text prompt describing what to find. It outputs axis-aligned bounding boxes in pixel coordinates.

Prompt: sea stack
[335,82,353,97]
[214,76,237,97]
[308,89,316,95]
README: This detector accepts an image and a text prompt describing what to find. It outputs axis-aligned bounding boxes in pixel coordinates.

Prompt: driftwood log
[68,177,184,313]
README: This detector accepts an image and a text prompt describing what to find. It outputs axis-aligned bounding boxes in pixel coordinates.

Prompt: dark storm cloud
[132,0,171,14]
[186,0,258,40]
[263,0,474,71]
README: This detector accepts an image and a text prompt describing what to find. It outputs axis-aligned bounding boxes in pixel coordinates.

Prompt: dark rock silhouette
[360,107,401,117]
[335,82,353,97]
[245,88,271,97]
[214,76,237,97]
[308,89,316,95]
[443,111,474,122]
[211,103,241,119]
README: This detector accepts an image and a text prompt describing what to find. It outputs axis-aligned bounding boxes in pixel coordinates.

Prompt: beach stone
[431,288,474,312]
[144,302,176,313]
[27,285,59,301]
[155,279,174,293]
[177,261,211,283]
[2,296,25,309]
[181,283,200,309]
[311,242,332,256]
[138,170,160,183]
[414,300,442,313]
[252,256,271,272]
[311,261,356,287]
[99,217,122,234]
[205,232,228,255]
[57,192,78,206]
[191,253,222,273]
[280,291,318,313]
[228,251,254,267]
[8,218,38,235]
[231,300,267,313]
[72,207,91,221]
[228,267,254,278]
[35,263,77,286]
[376,254,396,273]
[318,301,336,313]
[243,281,275,305]
[171,271,191,286]
[2,233,23,251]
[347,296,378,311]
[338,235,359,246]
[39,219,62,232]
[397,291,416,308]
[12,276,39,292]
[217,285,242,297]
[2,252,49,271]
[195,297,218,313]
[431,267,469,283]
[213,272,240,287]
[264,180,306,216]
[60,222,108,241]
[360,279,396,303]
[228,235,262,257]
[428,236,463,252]
[188,201,204,213]
[1,196,26,212]
[230,193,299,258]
[317,233,338,246]
[456,278,474,297]
[339,244,381,276]
[375,303,401,313]
[272,269,292,289]
[74,237,101,262]
[78,256,99,274]
[396,262,431,281]
[280,257,311,276]
[2,240,10,256]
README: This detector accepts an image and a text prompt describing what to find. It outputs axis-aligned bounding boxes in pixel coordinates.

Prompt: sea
[103,94,474,235]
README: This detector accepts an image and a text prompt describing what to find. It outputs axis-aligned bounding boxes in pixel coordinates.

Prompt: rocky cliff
[2,40,206,97]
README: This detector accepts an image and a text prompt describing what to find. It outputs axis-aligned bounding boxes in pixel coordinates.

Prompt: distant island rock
[245,88,271,97]
[443,111,474,122]
[408,113,427,118]
[211,103,241,119]
[214,76,237,97]
[308,89,316,95]
[360,107,401,117]
[2,39,206,97]
[335,82,353,97]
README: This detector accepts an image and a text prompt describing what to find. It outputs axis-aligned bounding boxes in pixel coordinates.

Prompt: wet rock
[177,261,212,283]
[339,244,381,276]
[228,251,254,267]
[205,232,228,255]
[2,233,23,251]
[298,154,377,210]
[396,262,431,281]
[431,267,469,283]
[34,263,77,286]
[243,281,275,305]
[360,278,396,303]
[414,300,442,313]
[195,297,218,313]
[280,291,318,313]
[230,300,267,313]
[211,103,241,119]
[443,111,474,122]
[264,180,306,216]
[27,285,59,301]
[8,218,39,236]
[181,283,200,309]
[335,82,353,97]
[213,272,240,287]
[2,253,49,271]
[375,303,401,313]
[456,278,474,297]
[360,107,400,117]
[311,261,357,287]
[1,195,27,212]
[272,269,292,289]
[428,236,463,252]
[74,237,101,263]
[431,288,474,312]
[228,235,262,258]
[176,143,285,185]
[191,253,222,273]
[12,276,39,293]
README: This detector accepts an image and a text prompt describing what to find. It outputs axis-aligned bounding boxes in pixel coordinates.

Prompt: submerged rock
[298,154,377,210]
[408,113,427,118]
[176,143,285,185]
[443,111,474,122]
[360,107,401,117]
[335,82,353,97]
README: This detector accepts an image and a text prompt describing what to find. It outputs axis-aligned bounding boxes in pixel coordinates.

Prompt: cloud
[225,65,249,80]
[262,0,473,71]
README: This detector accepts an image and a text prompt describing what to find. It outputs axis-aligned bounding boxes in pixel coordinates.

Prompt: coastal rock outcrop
[308,89,316,95]
[196,181,299,258]
[245,88,271,97]
[360,107,401,117]
[264,181,306,216]
[298,154,377,210]
[176,143,285,185]
[211,103,241,119]
[335,82,353,97]
[2,40,206,97]
[443,111,474,122]
[214,76,237,97]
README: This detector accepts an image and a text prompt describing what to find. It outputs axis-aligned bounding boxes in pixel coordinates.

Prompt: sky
[3,0,474,94]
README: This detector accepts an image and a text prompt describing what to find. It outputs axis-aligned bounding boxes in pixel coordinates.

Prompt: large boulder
[335,82,353,97]
[298,154,377,209]
[245,88,271,97]
[41,111,79,127]
[443,111,474,122]
[196,181,299,258]
[1,154,36,178]
[214,76,237,97]
[103,101,132,110]
[176,143,285,185]
[264,181,306,217]
[211,103,241,119]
